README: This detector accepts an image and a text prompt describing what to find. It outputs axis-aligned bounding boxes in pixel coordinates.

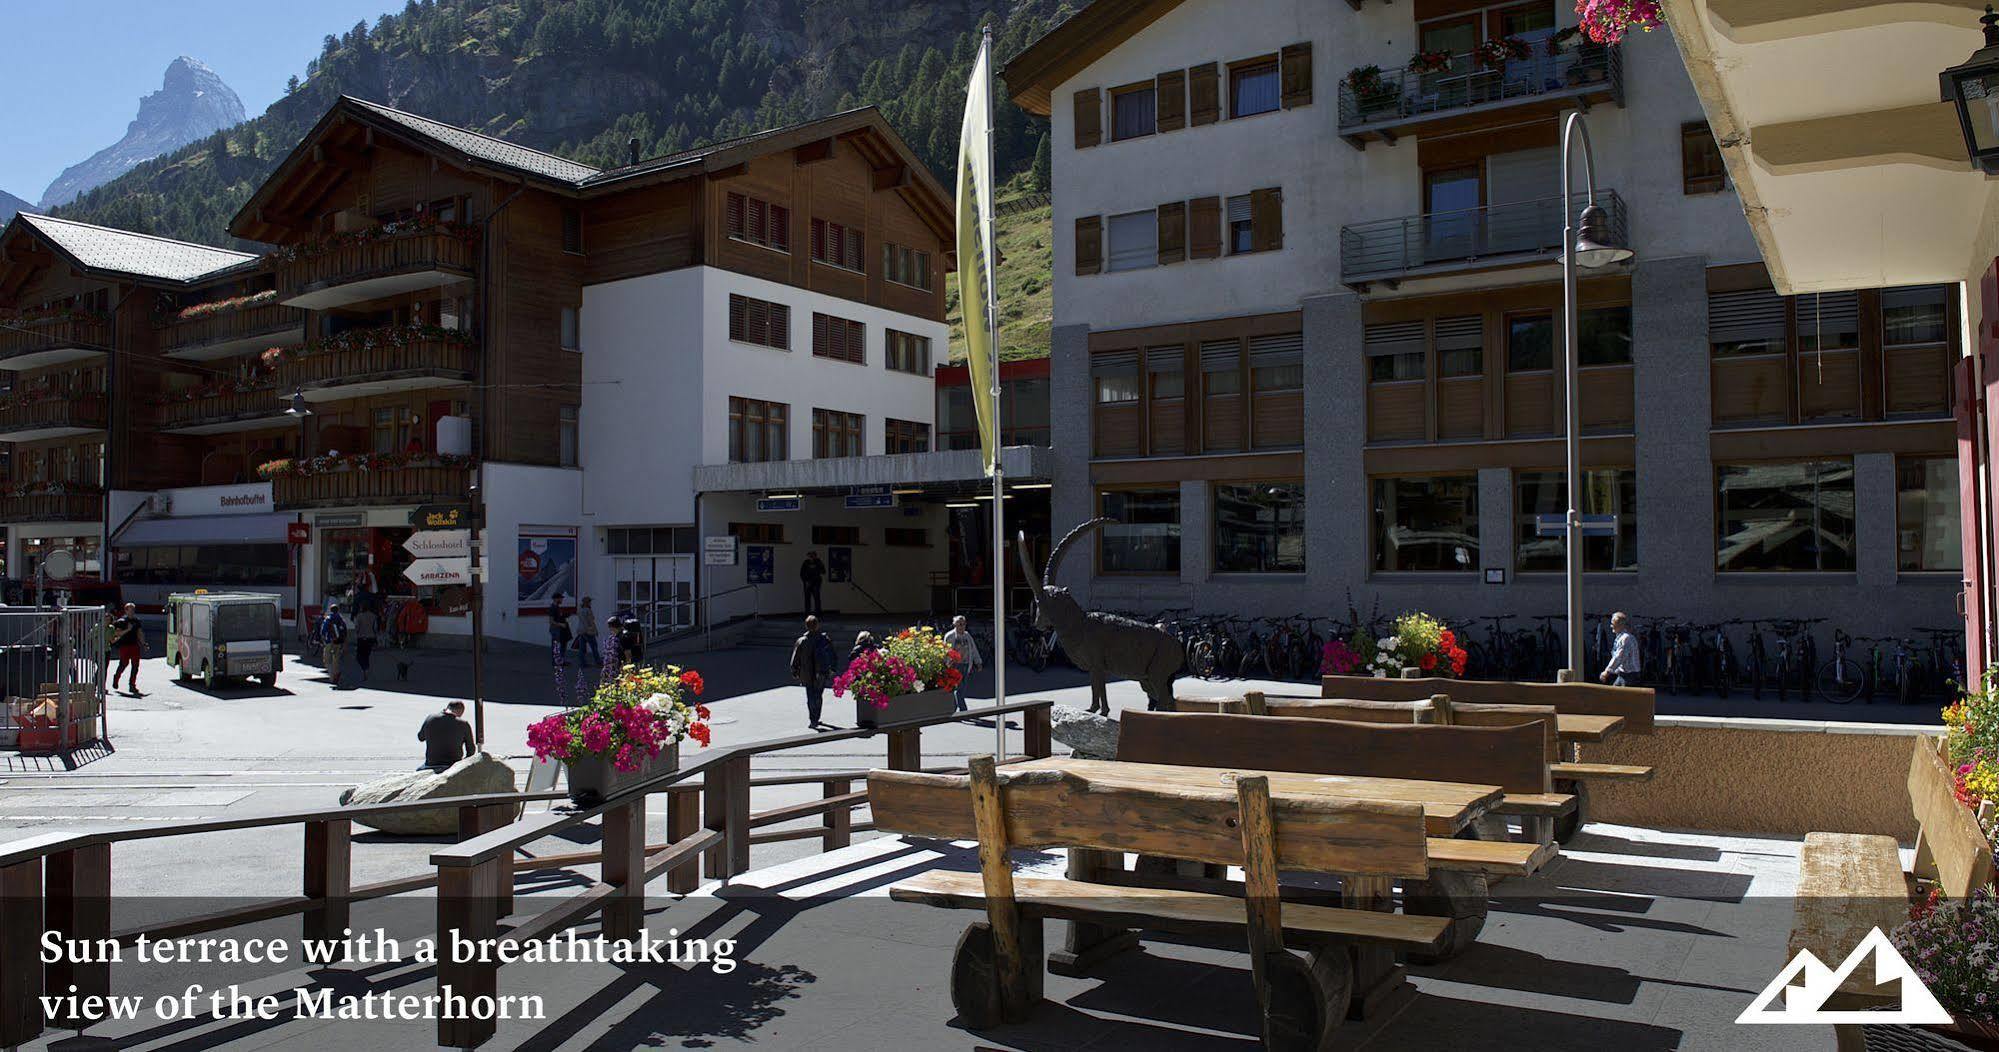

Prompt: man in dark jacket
[418,701,477,771]
[789,615,834,729]
[799,551,826,617]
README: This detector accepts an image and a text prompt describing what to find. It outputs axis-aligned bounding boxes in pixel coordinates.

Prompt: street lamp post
[1558,110,1634,681]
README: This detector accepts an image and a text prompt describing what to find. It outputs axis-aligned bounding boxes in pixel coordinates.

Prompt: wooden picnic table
[1556,713,1624,743]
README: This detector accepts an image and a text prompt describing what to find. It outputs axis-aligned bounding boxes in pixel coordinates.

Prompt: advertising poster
[517,529,578,615]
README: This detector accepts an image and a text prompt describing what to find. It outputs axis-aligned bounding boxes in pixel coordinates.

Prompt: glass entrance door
[612,555,695,636]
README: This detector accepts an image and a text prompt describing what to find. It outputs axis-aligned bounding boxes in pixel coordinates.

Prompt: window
[812,313,865,364]
[1365,321,1425,382]
[1147,346,1185,400]
[1883,286,1950,346]
[1107,210,1158,272]
[561,207,584,253]
[1514,469,1638,572]
[1682,122,1726,195]
[606,527,696,556]
[1092,352,1141,404]
[885,418,930,454]
[439,296,468,331]
[728,294,790,349]
[1436,316,1484,377]
[1215,482,1306,573]
[1709,288,1787,357]
[937,384,977,450]
[558,405,579,468]
[1716,460,1857,572]
[725,192,790,252]
[812,408,864,458]
[886,330,931,374]
[1897,456,1962,572]
[812,525,861,546]
[1227,195,1255,255]
[1373,475,1478,572]
[885,244,934,290]
[1230,59,1281,118]
[1794,291,1860,353]
[728,397,788,463]
[370,407,412,454]
[885,527,930,547]
[810,219,865,272]
[729,522,785,545]
[560,306,579,352]
[1250,332,1304,392]
[1111,84,1156,140]
[1507,313,1554,371]
[1577,305,1632,366]
[1100,489,1181,573]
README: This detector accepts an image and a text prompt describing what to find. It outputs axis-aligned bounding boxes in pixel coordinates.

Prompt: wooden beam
[794,137,835,165]
[706,162,749,181]
[872,164,910,192]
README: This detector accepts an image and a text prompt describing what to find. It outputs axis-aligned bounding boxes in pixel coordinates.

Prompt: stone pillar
[1855,452,1899,590]
[1631,256,1714,597]
[1302,291,1367,594]
[1050,323,1094,602]
[1180,479,1211,585]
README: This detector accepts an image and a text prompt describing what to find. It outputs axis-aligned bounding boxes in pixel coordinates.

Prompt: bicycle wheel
[1189,639,1220,680]
[1814,658,1863,704]
[1023,635,1048,674]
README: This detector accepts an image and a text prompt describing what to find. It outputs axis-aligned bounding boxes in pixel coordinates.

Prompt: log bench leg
[1399,869,1489,964]
[1342,875,1415,1021]
[1048,847,1140,977]
[1552,779,1588,844]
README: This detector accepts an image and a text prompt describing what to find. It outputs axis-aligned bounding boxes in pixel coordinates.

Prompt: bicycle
[1815,628,1864,704]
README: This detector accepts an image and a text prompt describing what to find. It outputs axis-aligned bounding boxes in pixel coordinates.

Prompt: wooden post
[667,787,701,894]
[0,859,43,1049]
[303,820,352,946]
[887,727,921,771]
[1235,775,1284,1003]
[436,860,499,1050]
[967,755,1034,1022]
[1022,704,1052,759]
[821,778,853,852]
[602,798,646,941]
[1048,847,1139,976]
[458,804,514,919]
[1243,690,1268,716]
[704,755,750,880]
[1428,694,1454,725]
[1343,873,1408,1020]
[44,844,109,1025]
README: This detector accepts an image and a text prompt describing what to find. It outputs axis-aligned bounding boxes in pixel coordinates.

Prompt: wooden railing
[0,698,1054,1049]
[0,491,103,523]
[272,463,472,510]
[0,392,106,435]
[156,386,282,429]
[158,301,304,356]
[274,333,476,394]
[0,314,111,362]
[273,228,476,303]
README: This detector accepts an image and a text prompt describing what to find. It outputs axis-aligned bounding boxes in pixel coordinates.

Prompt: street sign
[704,536,739,566]
[404,557,472,587]
[704,549,737,566]
[286,522,312,546]
[747,545,774,584]
[404,529,471,560]
[703,536,737,552]
[756,497,801,513]
[845,493,896,510]
[851,484,892,497]
[411,504,472,529]
[1534,513,1619,538]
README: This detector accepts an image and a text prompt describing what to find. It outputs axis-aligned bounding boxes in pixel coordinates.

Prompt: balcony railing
[271,463,472,510]
[157,385,286,434]
[1340,189,1628,287]
[274,329,476,402]
[0,491,103,524]
[0,314,111,370]
[0,393,108,440]
[1338,44,1622,145]
[274,227,477,311]
[159,300,307,360]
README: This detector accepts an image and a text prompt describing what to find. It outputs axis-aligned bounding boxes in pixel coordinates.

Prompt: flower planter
[1911,735,1998,894]
[566,742,679,807]
[857,687,956,729]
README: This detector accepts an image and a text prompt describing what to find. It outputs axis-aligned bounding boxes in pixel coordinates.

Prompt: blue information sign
[756,497,802,513]
[747,545,775,584]
[844,493,896,510]
[827,546,852,583]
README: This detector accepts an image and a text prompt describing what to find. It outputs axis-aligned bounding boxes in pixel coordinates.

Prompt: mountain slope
[40,57,245,209]
[0,190,27,224]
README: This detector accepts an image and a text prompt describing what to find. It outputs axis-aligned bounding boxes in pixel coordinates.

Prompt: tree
[1029,133,1050,192]
[285,76,301,95]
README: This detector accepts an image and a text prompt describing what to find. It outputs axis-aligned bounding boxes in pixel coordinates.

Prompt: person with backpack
[320,603,349,685]
[547,592,573,704]
[790,615,834,730]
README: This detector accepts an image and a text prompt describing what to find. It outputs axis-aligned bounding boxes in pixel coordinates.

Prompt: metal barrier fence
[0,605,110,751]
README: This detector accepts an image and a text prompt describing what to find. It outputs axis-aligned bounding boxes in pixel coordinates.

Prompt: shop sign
[404,529,471,560]
[412,504,472,530]
[405,558,472,586]
[287,523,312,546]
[159,483,274,517]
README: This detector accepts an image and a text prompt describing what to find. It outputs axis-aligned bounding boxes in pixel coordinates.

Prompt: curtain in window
[1233,67,1281,117]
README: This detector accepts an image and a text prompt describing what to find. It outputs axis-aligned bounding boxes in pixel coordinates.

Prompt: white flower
[914,680,926,692]
[1373,670,1388,678]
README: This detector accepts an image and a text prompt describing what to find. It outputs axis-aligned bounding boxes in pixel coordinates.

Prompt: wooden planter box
[1910,735,1998,897]
[857,687,956,729]
[566,742,679,807]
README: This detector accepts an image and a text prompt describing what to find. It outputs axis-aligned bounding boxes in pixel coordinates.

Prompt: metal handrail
[1338,43,1621,129]
[1340,189,1627,282]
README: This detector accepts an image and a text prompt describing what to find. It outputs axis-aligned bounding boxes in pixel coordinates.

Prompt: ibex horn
[1015,530,1040,608]
[1044,517,1114,588]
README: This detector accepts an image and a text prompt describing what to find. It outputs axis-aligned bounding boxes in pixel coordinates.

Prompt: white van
[166,592,283,687]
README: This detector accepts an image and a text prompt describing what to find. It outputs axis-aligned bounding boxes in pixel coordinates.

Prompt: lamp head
[283,388,312,417]
[1941,5,1999,175]
[1569,203,1634,269]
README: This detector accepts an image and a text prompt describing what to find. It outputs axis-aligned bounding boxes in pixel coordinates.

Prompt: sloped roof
[1003,0,1189,116]
[7,213,256,284]
[345,98,602,184]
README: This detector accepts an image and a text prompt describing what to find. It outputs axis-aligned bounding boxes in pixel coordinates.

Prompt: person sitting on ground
[417,700,476,771]
[848,630,877,668]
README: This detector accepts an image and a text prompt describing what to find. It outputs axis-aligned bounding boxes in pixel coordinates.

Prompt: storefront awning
[114,512,293,547]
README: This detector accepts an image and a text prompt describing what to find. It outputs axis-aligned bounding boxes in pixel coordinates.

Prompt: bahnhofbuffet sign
[157,483,274,517]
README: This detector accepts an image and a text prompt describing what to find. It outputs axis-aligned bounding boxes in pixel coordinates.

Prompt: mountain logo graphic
[1737,927,1952,1025]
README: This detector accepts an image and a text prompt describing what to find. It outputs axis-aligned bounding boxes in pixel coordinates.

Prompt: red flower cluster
[1439,629,1469,677]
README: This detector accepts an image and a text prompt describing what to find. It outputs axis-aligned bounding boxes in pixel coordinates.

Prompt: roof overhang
[1665,0,1996,292]
[692,446,1052,495]
[1002,0,1190,115]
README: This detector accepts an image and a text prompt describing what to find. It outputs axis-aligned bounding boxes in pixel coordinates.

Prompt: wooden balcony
[0,314,111,371]
[275,329,476,403]
[274,227,476,311]
[0,491,102,524]
[1339,45,1623,148]
[159,301,307,361]
[157,386,290,436]
[272,464,471,510]
[0,393,108,442]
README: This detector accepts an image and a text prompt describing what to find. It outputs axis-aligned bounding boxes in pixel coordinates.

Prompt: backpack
[812,633,835,685]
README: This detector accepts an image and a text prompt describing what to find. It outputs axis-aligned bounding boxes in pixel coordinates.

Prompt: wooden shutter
[1156,70,1186,132]
[726,193,746,239]
[1156,201,1187,265]
[1075,215,1103,275]
[1280,43,1313,108]
[1189,63,1220,125]
[1074,87,1102,148]
[1250,188,1284,252]
[847,230,864,271]
[1188,196,1222,260]
[771,303,790,349]
[729,295,747,341]
[770,204,791,252]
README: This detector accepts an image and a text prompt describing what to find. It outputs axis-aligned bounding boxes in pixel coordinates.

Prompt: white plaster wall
[578,269,708,528]
[477,461,585,645]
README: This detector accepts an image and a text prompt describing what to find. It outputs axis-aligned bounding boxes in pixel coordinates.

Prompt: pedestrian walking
[574,596,601,697]
[417,700,476,771]
[352,605,379,681]
[613,613,645,668]
[319,604,348,685]
[109,603,144,696]
[942,614,984,712]
[548,592,574,704]
[1599,611,1641,687]
[799,550,826,617]
[790,615,834,729]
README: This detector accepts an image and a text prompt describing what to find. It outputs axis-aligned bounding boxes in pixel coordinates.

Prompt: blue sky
[0,0,395,206]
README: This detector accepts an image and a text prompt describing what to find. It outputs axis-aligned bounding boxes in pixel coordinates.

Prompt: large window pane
[1577,305,1632,366]
[1101,489,1181,573]
[1112,86,1156,140]
[1514,469,1638,572]
[1092,353,1140,403]
[1215,482,1306,573]
[1716,460,1857,571]
[1883,286,1949,346]
[1507,314,1554,371]
[1230,62,1280,118]
[1897,456,1962,572]
[1372,475,1478,572]
[1107,211,1157,272]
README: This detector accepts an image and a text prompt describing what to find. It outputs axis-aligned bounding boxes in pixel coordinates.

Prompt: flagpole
[981,26,1007,762]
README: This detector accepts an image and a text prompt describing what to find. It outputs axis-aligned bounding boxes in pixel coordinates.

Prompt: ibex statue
[1018,518,1183,715]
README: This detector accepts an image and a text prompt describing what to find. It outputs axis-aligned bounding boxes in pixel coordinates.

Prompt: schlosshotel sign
[411,504,471,529]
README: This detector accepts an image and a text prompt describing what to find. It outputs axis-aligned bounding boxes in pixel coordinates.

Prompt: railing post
[666,787,701,894]
[602,798,647,941]
[821,777,853,852]
[703,754,750,880]
[0,858,45,1049]
[887,727,922,771]
[303,820,352,946]
[436,859,499,1051]
[458,804,514,919]
[43,845,108,1026]
[1023,704,1052,759]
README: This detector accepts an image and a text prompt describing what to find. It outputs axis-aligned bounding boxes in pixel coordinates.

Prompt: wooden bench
[1320,674,1656,735]
[874,757,1448,1048]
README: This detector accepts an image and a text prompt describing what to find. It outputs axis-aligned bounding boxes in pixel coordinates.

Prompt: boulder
[338,752,518,835]
[1050,706,1120,760]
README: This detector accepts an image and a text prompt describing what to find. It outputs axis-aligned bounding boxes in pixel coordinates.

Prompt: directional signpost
[404,529,472,586]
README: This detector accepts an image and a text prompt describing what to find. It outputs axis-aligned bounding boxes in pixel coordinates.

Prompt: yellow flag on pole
[955,37,999,476]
